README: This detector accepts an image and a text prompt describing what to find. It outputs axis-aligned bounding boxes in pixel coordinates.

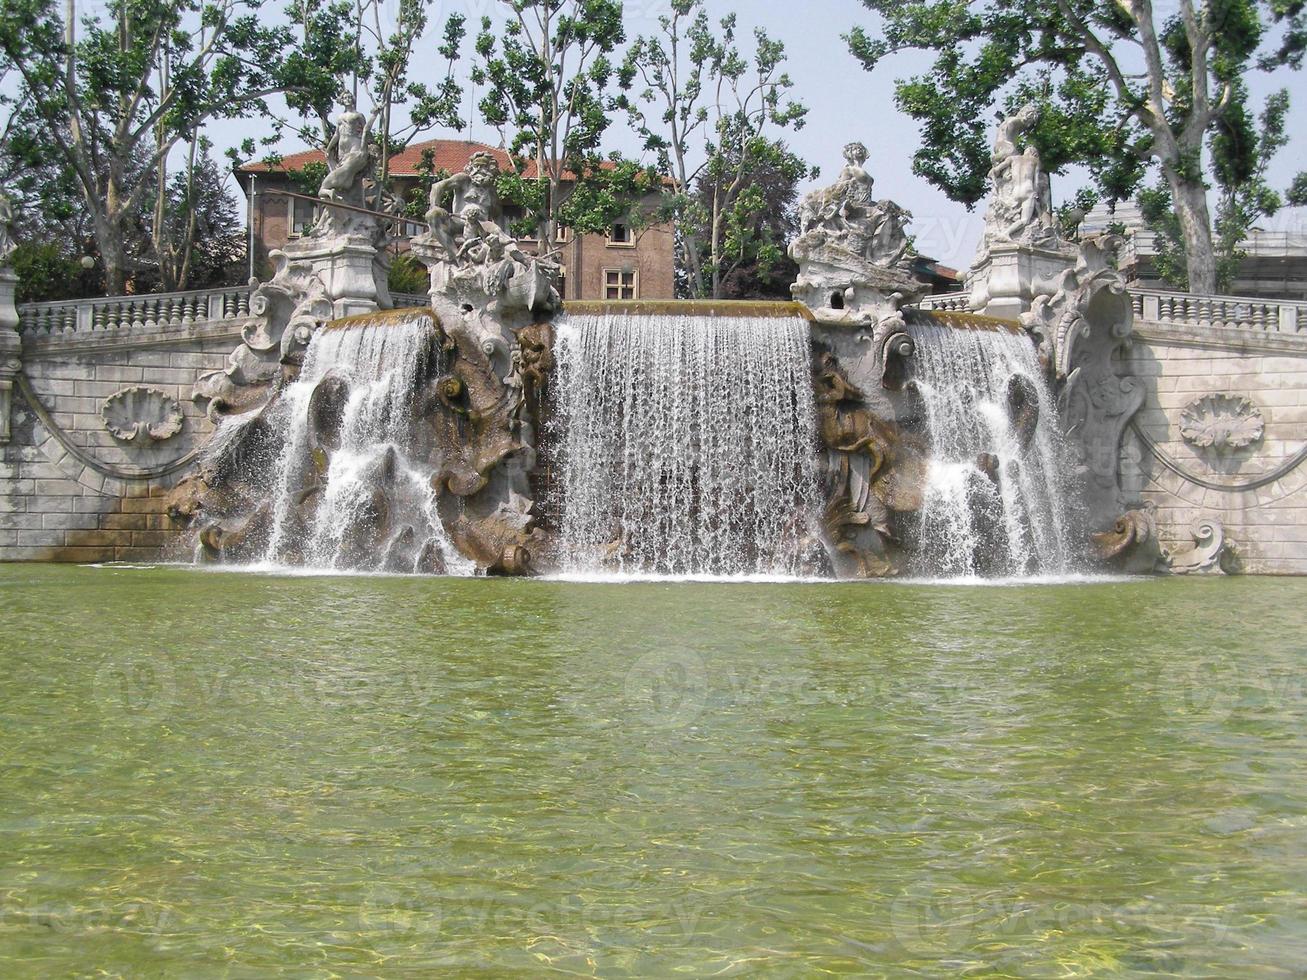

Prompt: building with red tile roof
[235,138,674,301]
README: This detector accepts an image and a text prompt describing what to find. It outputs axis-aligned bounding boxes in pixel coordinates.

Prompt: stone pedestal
[281,235,390,320]
[966,242,1076,320]
[0,268,21,444]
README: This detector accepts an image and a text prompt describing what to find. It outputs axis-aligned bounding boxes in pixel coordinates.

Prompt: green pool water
[1,564,1305,976]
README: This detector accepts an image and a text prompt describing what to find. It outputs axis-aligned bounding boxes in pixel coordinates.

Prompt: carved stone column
[0,266,21,444]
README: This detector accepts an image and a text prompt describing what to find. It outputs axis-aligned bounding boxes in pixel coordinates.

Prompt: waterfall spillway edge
[548,313,821,578]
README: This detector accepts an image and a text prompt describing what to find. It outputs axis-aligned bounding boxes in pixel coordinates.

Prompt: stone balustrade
[1131,289,1306,333]
[919,286,1307,334]
[918,292,970,313]
[13,283,1307,343]
[390,291,430,309]
[16,285,256,338]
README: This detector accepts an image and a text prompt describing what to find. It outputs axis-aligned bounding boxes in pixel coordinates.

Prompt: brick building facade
[235,139,676,302]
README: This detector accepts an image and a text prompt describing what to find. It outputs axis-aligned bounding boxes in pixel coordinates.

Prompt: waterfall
[259,313,469,574]
[549,313,820,578]
[909,322,1077,578]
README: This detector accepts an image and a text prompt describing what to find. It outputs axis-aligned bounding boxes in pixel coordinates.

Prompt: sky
[33,0,1307,271]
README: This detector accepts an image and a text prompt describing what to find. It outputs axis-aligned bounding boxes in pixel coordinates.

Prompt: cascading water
[549,313,820,577]
[908,322,1078,578]
[258,313,469,573]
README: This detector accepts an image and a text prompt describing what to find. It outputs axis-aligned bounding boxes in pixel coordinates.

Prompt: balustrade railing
[14,282,1307,341]
[920,287,1307,335]
[1130,289,1306,334]
[918,292,970,312]
[17,285,256,339]
[390,292,430,308]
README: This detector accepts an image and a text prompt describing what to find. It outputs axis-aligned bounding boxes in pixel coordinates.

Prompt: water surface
[2,565,1305,975]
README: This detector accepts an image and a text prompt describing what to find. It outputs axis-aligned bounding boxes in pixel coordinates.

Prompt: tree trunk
[1164,167,1217,295]
[98,225,129,296]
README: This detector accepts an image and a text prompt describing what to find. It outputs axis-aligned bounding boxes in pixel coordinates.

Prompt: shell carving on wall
[1179,393,1263,453]
[101,386,184,442]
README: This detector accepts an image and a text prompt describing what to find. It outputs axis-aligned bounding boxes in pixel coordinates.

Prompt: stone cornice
[1133,321,1307,357]
[20,320,245,358]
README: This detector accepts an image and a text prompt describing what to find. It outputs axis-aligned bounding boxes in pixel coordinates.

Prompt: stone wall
[1123,322,1307,575]
[1,322,238,562]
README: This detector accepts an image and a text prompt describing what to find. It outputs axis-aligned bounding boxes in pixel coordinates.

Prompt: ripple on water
[0,564,1304,975]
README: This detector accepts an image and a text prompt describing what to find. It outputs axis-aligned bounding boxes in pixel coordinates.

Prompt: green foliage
[282,0,465,163]
[10,242,87,303]
[287,162,330,197]
[1141,85,1296,290]
[387,253,429,294]
[846,0,1307,293]
[620,0,811,297]
[1288,171,1307,206]
[149,138,246,291]
[470,1,638,240]
[0,0,301,290]
[691,135,810,299]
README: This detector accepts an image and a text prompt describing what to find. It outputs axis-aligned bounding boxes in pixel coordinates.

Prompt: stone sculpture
[193,254,334,419]
[1180,394,1263,453]
[413,152,559,319]
[1168,516,1237,575]
[1020,232,1143,532]
[1092,503,1166,574]
[0,190,20,445]
[193,95,397,420]
[417,314,550,575]
[100,386,184,442]
[965,106,1076,319]
[0,191,15,264]
[812,344,928,577]
[310,95,382,240]
[791,141,924,321]
[980,103,1058,251]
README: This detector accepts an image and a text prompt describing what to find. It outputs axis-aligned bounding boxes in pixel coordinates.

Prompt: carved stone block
[101,386,184,442]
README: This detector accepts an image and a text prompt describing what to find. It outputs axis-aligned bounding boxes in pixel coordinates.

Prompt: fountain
[549,310,819,577]
[908,320,1077,577]
[167,105,1168,580]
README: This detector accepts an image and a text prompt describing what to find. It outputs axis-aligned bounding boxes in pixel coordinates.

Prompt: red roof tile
[238,139,532,176]
[238,137,637,182]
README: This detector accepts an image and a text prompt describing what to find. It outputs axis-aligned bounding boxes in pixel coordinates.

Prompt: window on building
[604,268,638,300]
[556,224,573,244]
[608,222,633,246]
[289,195,317,237]
[557,266,567,300]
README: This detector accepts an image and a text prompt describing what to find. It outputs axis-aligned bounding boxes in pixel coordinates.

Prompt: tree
[1140,84,1293,290]
[150,137,245,291]
[0,0,296,294]
[620,0,810,298]
[690,135,807,299]
[279,0,465,176]
[471,0,643,244]
[847,0,1307,294]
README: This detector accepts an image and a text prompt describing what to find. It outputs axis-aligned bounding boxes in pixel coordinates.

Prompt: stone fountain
[168,103,1200,579]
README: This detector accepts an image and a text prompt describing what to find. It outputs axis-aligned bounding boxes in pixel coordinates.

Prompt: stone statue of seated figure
[425,151,506,261]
